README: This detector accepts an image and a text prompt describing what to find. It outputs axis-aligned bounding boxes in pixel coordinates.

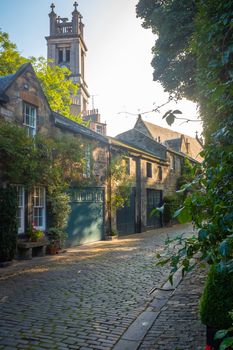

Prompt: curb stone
[113,267,184,350]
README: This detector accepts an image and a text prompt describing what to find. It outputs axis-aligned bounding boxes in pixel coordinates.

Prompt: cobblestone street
[0,224,205,350]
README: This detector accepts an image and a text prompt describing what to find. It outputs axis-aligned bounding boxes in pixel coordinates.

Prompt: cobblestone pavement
[0,224,204,350]
[138,266,206,350]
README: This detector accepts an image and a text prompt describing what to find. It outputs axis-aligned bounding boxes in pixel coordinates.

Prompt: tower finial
[50,3,55,12]
[73,1,78,12]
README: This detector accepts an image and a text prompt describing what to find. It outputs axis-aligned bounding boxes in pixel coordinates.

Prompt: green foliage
[215,311,233,350]
[47,227,67,249]
[0,121,85,187]
[0,30,27,75]
[0,122,86,237]
[0,30,83,124]
[193,0,233,140]
[31,57,83,123]
[136,0,197,100]
[162,195,181,225]
[0,187,18,262]
[110,155,132,209]
[26,225,44,242]
[47,191,71,230]
[200,266,233,329]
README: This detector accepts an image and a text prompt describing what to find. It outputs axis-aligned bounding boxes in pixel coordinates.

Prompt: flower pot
[48,246,58,255]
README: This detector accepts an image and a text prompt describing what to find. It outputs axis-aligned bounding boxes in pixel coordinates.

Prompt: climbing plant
[0,121,86,232]
[110,155,132,209]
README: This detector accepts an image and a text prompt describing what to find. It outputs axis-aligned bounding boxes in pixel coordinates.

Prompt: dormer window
[23,103,37,137]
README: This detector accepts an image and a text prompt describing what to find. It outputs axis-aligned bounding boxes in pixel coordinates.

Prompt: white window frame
[23,102,37,137]
[16,186,25,234]
[32,187,46,231]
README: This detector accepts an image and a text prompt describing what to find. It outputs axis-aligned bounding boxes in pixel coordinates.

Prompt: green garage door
[66,187,104,247]
[116,188,136,235]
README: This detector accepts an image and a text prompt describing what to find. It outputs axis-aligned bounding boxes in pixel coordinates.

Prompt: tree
[32,57,82,123]
[0,30,82,123]
[0,30,27,75]
[136,0,197,101]
[138,0,233,278]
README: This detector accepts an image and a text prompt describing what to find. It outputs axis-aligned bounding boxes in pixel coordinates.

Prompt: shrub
[200,265,233,329]
[47,227,67,249]
[0,187,18,262]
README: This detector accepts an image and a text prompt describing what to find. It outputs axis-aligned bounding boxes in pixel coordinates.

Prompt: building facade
[0,63,109,247]
[0,62,203,248]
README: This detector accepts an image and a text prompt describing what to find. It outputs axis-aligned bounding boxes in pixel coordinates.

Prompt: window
[66,49,70,62]
[33,187,46,230]
[158,166,163,181]
[146,162,152,178]
[17,186,25,234]
[58,49,63,63]
[23,103,36,137]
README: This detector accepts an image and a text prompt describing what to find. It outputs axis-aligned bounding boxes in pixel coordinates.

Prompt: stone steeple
[46,2,90,115]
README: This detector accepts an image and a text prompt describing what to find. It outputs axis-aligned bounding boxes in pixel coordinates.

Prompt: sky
[0,0,203,138]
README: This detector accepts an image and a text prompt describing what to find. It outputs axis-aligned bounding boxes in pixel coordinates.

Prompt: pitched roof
[135,116,203,162]
[116,129,167,160]
[53,112,109,144]
[0,63,36,103]
[143,120,182,141]
[164,138,182,152]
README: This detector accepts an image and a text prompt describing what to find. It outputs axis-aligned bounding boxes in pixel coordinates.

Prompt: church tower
[46,2,90,115]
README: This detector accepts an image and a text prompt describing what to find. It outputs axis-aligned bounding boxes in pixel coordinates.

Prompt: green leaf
[166,113,175,126]
[215,330,229,340]
[173,206,192,224]
[162,110,172,119]
[219,239,230,258]
[150,205,164,218]
[172,110,182,115]
[220,337,233,350]
[198,229,208,241]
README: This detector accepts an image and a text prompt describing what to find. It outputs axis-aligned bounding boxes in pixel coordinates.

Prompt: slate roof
[0,63,33,103]
[116,129,168,161]
[164,138,182,153]
[135,116,203,162]
[53,112,109,144]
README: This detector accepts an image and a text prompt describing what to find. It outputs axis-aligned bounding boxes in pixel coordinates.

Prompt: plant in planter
[26,225,44,242]
[47,227,67,254]
[200,266,233,350]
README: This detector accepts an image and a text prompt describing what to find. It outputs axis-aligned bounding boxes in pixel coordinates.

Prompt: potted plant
[27,225,44,242]
[47,227,67,254]
[200,265,233,350]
